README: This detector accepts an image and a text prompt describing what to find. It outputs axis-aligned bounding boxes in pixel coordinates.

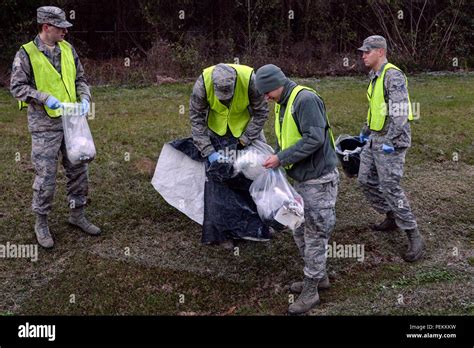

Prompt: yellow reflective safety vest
[275,85,335,169]
[367,63,413,131]
[202,64,253,137]
[19,40,77,117]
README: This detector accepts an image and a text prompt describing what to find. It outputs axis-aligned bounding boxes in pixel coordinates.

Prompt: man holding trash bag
[255,64,339,315]
[189,63,269,249]
[10,6,100,249]
[357,35,423,262]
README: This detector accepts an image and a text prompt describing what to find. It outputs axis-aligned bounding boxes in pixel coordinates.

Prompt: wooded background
[1,0,472,85]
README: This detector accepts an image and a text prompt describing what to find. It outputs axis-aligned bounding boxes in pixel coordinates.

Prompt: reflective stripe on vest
[274,85,335,169]
[202,64,252,137]
[367,63,414,131]
[19,40,77,117]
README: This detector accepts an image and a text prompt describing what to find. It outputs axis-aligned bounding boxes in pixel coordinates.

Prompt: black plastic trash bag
[169,136,271,244]
[335,134,366,177]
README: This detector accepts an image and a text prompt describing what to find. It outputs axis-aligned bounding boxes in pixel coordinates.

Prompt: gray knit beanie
[255,64,287,94]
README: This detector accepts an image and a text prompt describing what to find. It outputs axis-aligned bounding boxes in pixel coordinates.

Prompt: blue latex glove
[80,99,90,117]
[45,96,62,110]
[208,152,221,163]
[208,152,229,164]
[359,132,369,143]
[382,144,395,154]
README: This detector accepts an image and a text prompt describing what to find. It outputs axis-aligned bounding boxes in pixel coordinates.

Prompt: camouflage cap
[212,64,236,101]
[37,6,72,28]
[357,35,387,51]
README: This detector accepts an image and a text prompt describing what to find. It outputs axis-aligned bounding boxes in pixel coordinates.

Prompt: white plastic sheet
[62,103,96,165]
[151,143,206,224]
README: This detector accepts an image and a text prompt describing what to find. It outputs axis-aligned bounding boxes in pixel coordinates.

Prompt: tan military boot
[370,211,398,231]
[35,214,54,249]
[219,239,234,250]
[68,207,101,235]
[403,228,424,262]
[290,275,330,293]
[288,277,321,315]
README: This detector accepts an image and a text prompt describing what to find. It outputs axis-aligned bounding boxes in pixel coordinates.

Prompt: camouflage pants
[31,131,88,215]
[358,140,417,230]
[293,168,339,280]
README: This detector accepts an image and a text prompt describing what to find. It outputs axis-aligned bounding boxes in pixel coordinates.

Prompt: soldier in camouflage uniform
[190,63,268,155]
[255,64,339,314]
[189,63,269,249]
[10,6,100,249]
[357,35,424,262]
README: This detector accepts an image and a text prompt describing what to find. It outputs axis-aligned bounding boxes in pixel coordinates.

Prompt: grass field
[0,73,473,315]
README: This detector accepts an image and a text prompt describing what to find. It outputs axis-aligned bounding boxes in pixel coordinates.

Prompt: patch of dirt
[134,157,156,177]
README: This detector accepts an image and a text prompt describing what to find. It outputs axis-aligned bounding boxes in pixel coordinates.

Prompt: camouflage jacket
[189,71,269,157]
[10,35,91,133]
[367,60,412,148]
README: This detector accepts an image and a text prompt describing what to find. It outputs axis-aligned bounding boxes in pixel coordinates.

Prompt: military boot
[219,239,234,250]
[35,214,54,249]
[68,207,101,235]
[403,228,424,262]
[290,275,330,293]
[288,277,321,315]
[370,211,398,231]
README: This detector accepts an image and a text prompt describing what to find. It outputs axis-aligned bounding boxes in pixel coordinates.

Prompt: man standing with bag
[255,64,339,315]
[10,6,100,249]
[357,35,423,262]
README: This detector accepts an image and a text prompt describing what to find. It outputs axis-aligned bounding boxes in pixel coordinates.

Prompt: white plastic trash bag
[233,139,274,180]
[62,103,96,165]
[250,168,305,230]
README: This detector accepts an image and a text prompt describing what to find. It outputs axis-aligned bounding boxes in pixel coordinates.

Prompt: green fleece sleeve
[276,90,327,167]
